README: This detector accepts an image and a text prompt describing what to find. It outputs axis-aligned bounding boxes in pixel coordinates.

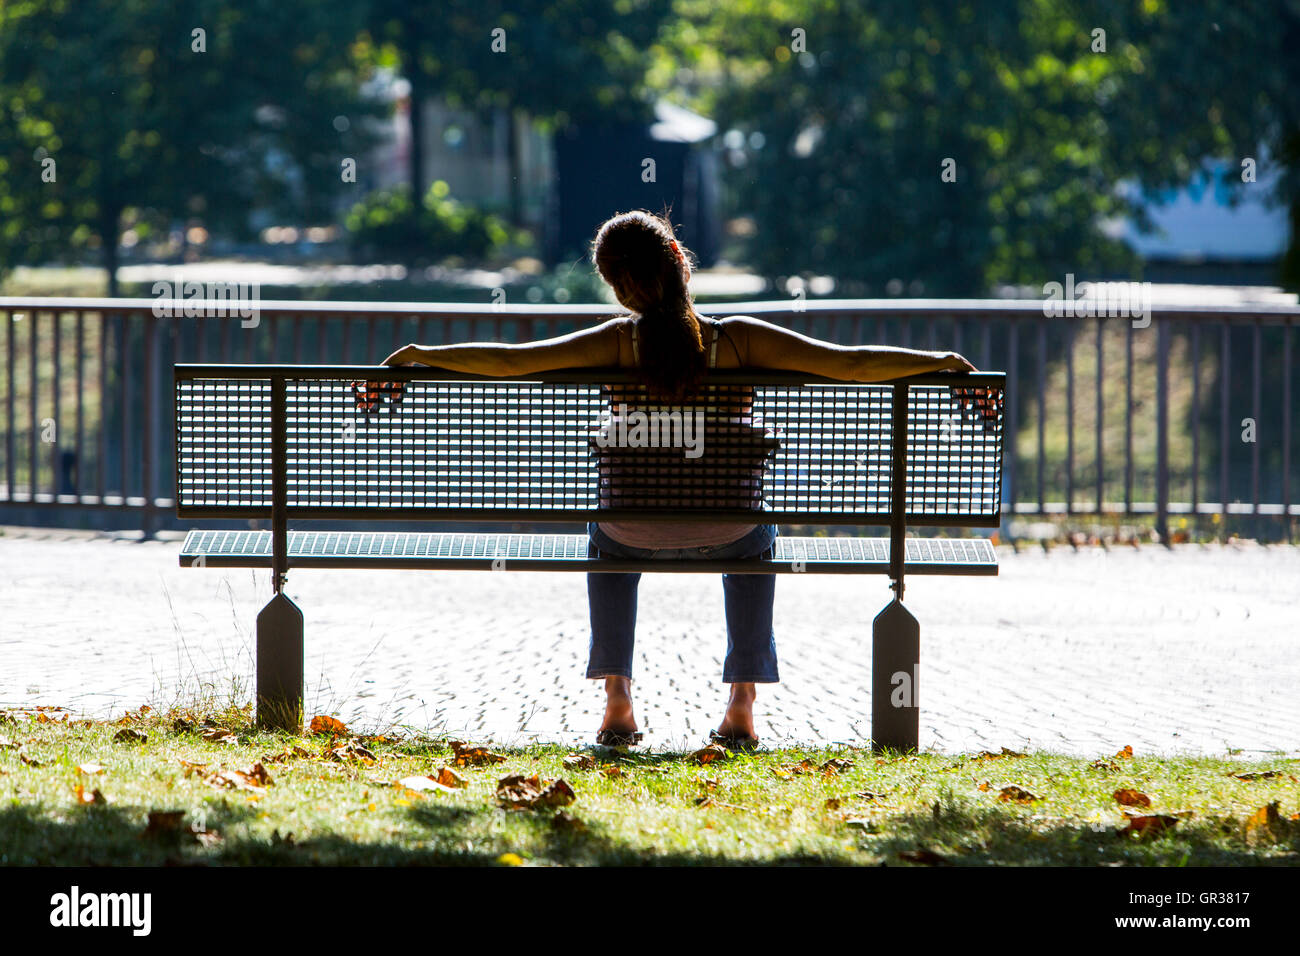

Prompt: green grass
[2,705,1297,867]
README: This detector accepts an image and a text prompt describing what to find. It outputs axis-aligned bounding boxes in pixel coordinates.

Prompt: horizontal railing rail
[2,297,1296,537]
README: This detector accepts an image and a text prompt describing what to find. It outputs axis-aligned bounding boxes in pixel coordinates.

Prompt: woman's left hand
[351,346,418,412]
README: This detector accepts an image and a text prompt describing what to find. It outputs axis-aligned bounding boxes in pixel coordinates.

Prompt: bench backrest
[174,365,1005,527]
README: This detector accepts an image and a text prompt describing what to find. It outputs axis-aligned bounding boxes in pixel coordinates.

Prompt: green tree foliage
[0,0,375,293]
[665,0,1295,294]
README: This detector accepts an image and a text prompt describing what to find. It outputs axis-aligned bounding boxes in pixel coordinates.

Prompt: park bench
[174,363,1005,749]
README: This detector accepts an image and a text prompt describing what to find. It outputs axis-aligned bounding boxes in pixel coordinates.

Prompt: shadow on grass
[0,798,859,867]
[864,803,1300,867]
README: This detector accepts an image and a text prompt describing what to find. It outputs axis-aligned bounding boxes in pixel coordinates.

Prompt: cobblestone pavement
[2,527,1297,757]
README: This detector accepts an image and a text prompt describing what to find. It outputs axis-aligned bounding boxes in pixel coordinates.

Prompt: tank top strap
[629,316,719,367]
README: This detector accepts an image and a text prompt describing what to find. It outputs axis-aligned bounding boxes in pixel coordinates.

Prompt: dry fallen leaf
[599,765,623,779]
[1119,813,1180,839]
[689,744,729,766]
[206,763,273,795]
[452,741,507,767]
[976,780,992,792]
[19,751,43,767]
[563,754,597,771]
[201,727,237,745]
[1232,770,1289,781]
[262,745,312,764]
[997,785,1041,804]
[496,774,575,810]
[1115,745,1134,760]
[770,767,792,780]
[824,797,842,810]
[1113,789,1152,808]
[114,728,147,744]
[75,762,106,776]
[1090,758,1122,772]
[310,715,349,737]
[324,739,377,764]
[975,748,1027,761]
[435,766,468,788]
[1243,802,1286,845]
[897,848,950,865]
[820,758,854,775]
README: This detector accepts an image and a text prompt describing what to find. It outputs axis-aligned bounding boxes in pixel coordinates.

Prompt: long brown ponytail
[591,210,705,398]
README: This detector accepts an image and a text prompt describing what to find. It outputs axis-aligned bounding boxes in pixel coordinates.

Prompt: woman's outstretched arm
[724,316,975,379]
[382,318,623,375]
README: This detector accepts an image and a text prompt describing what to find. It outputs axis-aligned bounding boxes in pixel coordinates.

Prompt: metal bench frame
[175,364,1005,748]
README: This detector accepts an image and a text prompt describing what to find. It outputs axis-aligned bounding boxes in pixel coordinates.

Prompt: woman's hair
[591,210,705,398]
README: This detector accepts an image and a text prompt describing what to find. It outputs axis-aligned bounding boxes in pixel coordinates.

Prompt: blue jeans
[585,522,779,684]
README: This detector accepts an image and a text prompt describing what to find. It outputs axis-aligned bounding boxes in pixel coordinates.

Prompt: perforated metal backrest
[175,366,1004,526]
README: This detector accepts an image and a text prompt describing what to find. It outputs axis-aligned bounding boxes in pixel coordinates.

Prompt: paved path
[2,528,1297,757]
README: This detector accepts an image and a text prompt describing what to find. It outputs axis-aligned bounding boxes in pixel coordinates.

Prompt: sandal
[595,729,643,748]
[709,729,761,753]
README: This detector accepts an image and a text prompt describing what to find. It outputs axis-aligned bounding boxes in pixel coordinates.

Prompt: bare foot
[598,676,638,735]
[714,682,757,738]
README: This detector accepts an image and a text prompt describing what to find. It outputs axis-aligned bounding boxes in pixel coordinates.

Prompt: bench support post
[256,593,304,732]
[872,598,919,753]
[255,373,303,732]
[873,381,918,753]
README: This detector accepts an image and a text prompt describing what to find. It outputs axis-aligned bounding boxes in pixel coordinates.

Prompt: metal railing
[1,296,1296,537]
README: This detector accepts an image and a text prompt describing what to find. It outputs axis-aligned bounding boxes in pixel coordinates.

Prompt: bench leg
[255,593,304,733]
[871,598,919,754]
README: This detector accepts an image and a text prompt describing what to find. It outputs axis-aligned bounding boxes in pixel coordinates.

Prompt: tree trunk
[401,27,426,201]
[101,204,122,298]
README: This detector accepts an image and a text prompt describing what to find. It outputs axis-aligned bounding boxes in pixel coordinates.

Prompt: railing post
[141,312,157,537]
[1155,317,1169,543]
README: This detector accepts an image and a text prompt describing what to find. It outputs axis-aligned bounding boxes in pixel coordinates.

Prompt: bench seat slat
[179,529,997,576]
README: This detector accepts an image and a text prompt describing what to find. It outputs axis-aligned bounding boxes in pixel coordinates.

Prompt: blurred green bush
[345,181,510,263]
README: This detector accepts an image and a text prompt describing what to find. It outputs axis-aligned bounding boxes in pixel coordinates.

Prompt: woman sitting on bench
[381,210,985,751]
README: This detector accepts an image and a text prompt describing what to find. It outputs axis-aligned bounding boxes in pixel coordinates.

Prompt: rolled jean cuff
[586,667,633,680]
[721,672,780,683]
